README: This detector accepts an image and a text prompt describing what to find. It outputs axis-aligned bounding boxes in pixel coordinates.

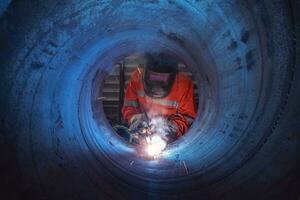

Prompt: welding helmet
[143,53,178,98]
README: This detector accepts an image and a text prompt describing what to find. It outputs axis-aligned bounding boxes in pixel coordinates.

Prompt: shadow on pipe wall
[0,0,300,199]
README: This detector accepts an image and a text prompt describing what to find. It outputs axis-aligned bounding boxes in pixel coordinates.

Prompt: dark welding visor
[144,69,176,98]
[147,70,170,86]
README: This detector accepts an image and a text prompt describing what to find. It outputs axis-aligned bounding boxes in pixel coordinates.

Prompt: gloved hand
[128,113,147,133]
[164,121,178,143]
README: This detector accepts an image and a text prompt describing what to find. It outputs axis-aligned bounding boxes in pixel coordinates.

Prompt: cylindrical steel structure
[0,1,299,199]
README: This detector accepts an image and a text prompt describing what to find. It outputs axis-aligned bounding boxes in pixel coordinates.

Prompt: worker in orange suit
[121,52,196,143]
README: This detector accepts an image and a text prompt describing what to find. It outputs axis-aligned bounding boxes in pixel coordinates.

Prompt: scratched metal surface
[0,0,299,199]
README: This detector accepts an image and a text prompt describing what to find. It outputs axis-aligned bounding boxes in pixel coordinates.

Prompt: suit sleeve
[168,78,196,137]
[121,70,141,124]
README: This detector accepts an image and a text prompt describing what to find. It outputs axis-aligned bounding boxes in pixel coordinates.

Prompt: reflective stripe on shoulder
[123,100,138,107]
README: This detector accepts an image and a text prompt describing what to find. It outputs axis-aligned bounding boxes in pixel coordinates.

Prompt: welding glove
[128,113,148,133]
[164,121,178,143]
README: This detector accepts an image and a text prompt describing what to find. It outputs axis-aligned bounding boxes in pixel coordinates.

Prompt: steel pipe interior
[0,0,299,199]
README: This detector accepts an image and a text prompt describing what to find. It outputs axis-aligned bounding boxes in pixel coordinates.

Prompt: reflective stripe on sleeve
[184,116,194,124]
[123,100,138,107]
[152,99,178,108]
[137,90,145,97]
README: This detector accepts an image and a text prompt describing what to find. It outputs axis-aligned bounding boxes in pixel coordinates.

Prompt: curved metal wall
[0,0,299,199]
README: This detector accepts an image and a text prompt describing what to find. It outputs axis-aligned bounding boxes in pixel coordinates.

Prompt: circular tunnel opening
[75,0,265,186]
[75,30,221,184]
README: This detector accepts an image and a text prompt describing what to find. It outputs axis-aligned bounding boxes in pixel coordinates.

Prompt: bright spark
[146,135,167,157]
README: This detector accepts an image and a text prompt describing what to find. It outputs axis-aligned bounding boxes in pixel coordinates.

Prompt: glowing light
[146,135,167,157]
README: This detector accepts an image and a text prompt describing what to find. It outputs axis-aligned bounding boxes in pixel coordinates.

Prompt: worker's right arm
[121,69,141,124]
[167,77,196,138]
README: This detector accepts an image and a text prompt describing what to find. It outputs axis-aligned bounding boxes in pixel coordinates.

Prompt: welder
[121,52,196,145]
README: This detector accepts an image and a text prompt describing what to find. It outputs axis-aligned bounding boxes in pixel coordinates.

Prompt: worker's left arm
[168,78,197,138]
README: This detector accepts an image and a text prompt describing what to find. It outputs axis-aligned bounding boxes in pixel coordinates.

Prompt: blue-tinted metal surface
[0,0,299,199]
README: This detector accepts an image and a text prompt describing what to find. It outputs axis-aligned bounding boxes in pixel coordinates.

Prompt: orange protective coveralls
[122,68,197,137]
